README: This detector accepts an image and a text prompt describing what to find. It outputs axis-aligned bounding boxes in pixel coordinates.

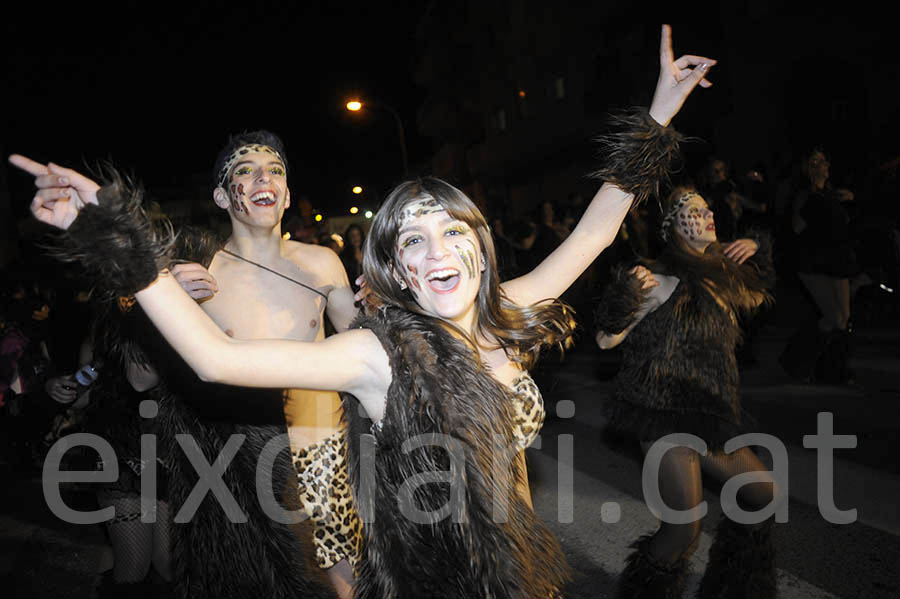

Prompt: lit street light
[352,186,363,194]
[350,206,359,215]
[345,98,409,177]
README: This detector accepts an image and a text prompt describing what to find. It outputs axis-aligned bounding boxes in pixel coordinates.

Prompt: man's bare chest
[201,259,328,341]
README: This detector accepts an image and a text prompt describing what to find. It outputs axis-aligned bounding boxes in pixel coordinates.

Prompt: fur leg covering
[594,265,651,335]
[46,170,174,300]
[616,534,690,599]
[696,518,776,599]
[590,108,685,206]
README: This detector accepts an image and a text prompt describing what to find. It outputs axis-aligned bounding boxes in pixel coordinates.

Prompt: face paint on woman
[454,240,478,280]
[678,205,704,240]
[399,198,444,227]
[406,263,421,291]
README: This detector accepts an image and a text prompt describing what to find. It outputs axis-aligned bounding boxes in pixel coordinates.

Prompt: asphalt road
[2,283,898,598]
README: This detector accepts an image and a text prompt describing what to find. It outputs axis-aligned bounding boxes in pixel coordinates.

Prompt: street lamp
[352,186,363,194]
[345,98,409,177]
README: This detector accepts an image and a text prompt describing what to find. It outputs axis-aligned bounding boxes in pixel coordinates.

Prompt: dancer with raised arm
[595,187,780,598]
[16,25,713,598]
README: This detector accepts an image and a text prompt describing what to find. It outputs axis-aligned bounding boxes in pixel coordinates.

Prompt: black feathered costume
[597,235,774,450]
[46,180,335,599]
[595,233,777,599]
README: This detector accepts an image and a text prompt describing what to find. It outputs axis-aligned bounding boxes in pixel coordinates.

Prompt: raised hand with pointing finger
[8,154,100,230]
[649,24,716,127]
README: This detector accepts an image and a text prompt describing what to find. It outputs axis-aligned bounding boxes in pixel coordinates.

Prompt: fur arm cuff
[591,107,685,206]
[594,265,650,334]
[48,174,174,300]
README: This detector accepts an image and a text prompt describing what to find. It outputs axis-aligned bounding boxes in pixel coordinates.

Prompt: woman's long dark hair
[363,178,575,369]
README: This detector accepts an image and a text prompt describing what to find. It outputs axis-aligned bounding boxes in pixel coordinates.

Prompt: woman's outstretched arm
[501,25,715,306]
[12,154,391,418]
[134,273,384,398]
[594,266,672,349]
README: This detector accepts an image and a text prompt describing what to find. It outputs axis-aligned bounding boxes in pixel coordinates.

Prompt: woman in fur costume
[15,25,713,597]
[595,187,781,598]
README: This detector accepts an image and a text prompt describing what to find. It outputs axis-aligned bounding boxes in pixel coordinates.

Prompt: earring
[480,255,486,268]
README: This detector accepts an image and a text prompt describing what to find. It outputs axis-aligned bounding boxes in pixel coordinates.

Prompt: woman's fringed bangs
[590,108,685,207]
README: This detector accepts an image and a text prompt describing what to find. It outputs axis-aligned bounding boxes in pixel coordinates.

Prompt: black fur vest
[343,307,569,598]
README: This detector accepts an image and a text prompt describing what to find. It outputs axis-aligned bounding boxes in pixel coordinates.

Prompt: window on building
[554,76,566,100]
[493,107,507,132]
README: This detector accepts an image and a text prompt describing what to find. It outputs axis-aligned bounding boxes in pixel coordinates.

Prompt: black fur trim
[594,265,650,335]
[93,267,336,598]
[616,533,689,599]
[149,383,336,599]
[344,307,570,598]
[170,225,225,269]
[697,518,776,599]
[590,107,685,206]
[603,398,751,453]
[47,172,174,300]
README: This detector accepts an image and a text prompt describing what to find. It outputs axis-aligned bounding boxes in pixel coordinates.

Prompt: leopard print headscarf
[216,144,284,188]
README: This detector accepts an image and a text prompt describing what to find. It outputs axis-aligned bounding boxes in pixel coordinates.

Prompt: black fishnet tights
[639,443,776,565]
[96,491,172,583]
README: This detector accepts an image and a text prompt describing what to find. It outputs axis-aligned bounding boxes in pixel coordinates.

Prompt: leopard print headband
[216,144,284,188]
[660,191,703,241]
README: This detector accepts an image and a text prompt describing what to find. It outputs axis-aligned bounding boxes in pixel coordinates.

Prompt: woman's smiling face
[394,198,484,328]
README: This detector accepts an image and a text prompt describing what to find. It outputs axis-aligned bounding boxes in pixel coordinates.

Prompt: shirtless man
[11,131,361,597]
[176,131,360,596]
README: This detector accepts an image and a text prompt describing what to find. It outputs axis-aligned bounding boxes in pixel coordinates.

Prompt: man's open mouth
[251,191,276,206]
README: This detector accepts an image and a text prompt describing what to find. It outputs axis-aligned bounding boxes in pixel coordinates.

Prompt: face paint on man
[454,240,478,280]
[229,182,248,213]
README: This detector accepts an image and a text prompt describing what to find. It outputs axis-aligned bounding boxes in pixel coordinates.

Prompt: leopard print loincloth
[291,430,362,569]
[292,373,543,569]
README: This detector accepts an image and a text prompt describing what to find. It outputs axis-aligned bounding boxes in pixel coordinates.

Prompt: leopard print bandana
[216,144,284,188]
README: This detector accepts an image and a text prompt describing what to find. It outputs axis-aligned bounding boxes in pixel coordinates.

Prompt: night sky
[3,1,430,219]
[3,5,896,223]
